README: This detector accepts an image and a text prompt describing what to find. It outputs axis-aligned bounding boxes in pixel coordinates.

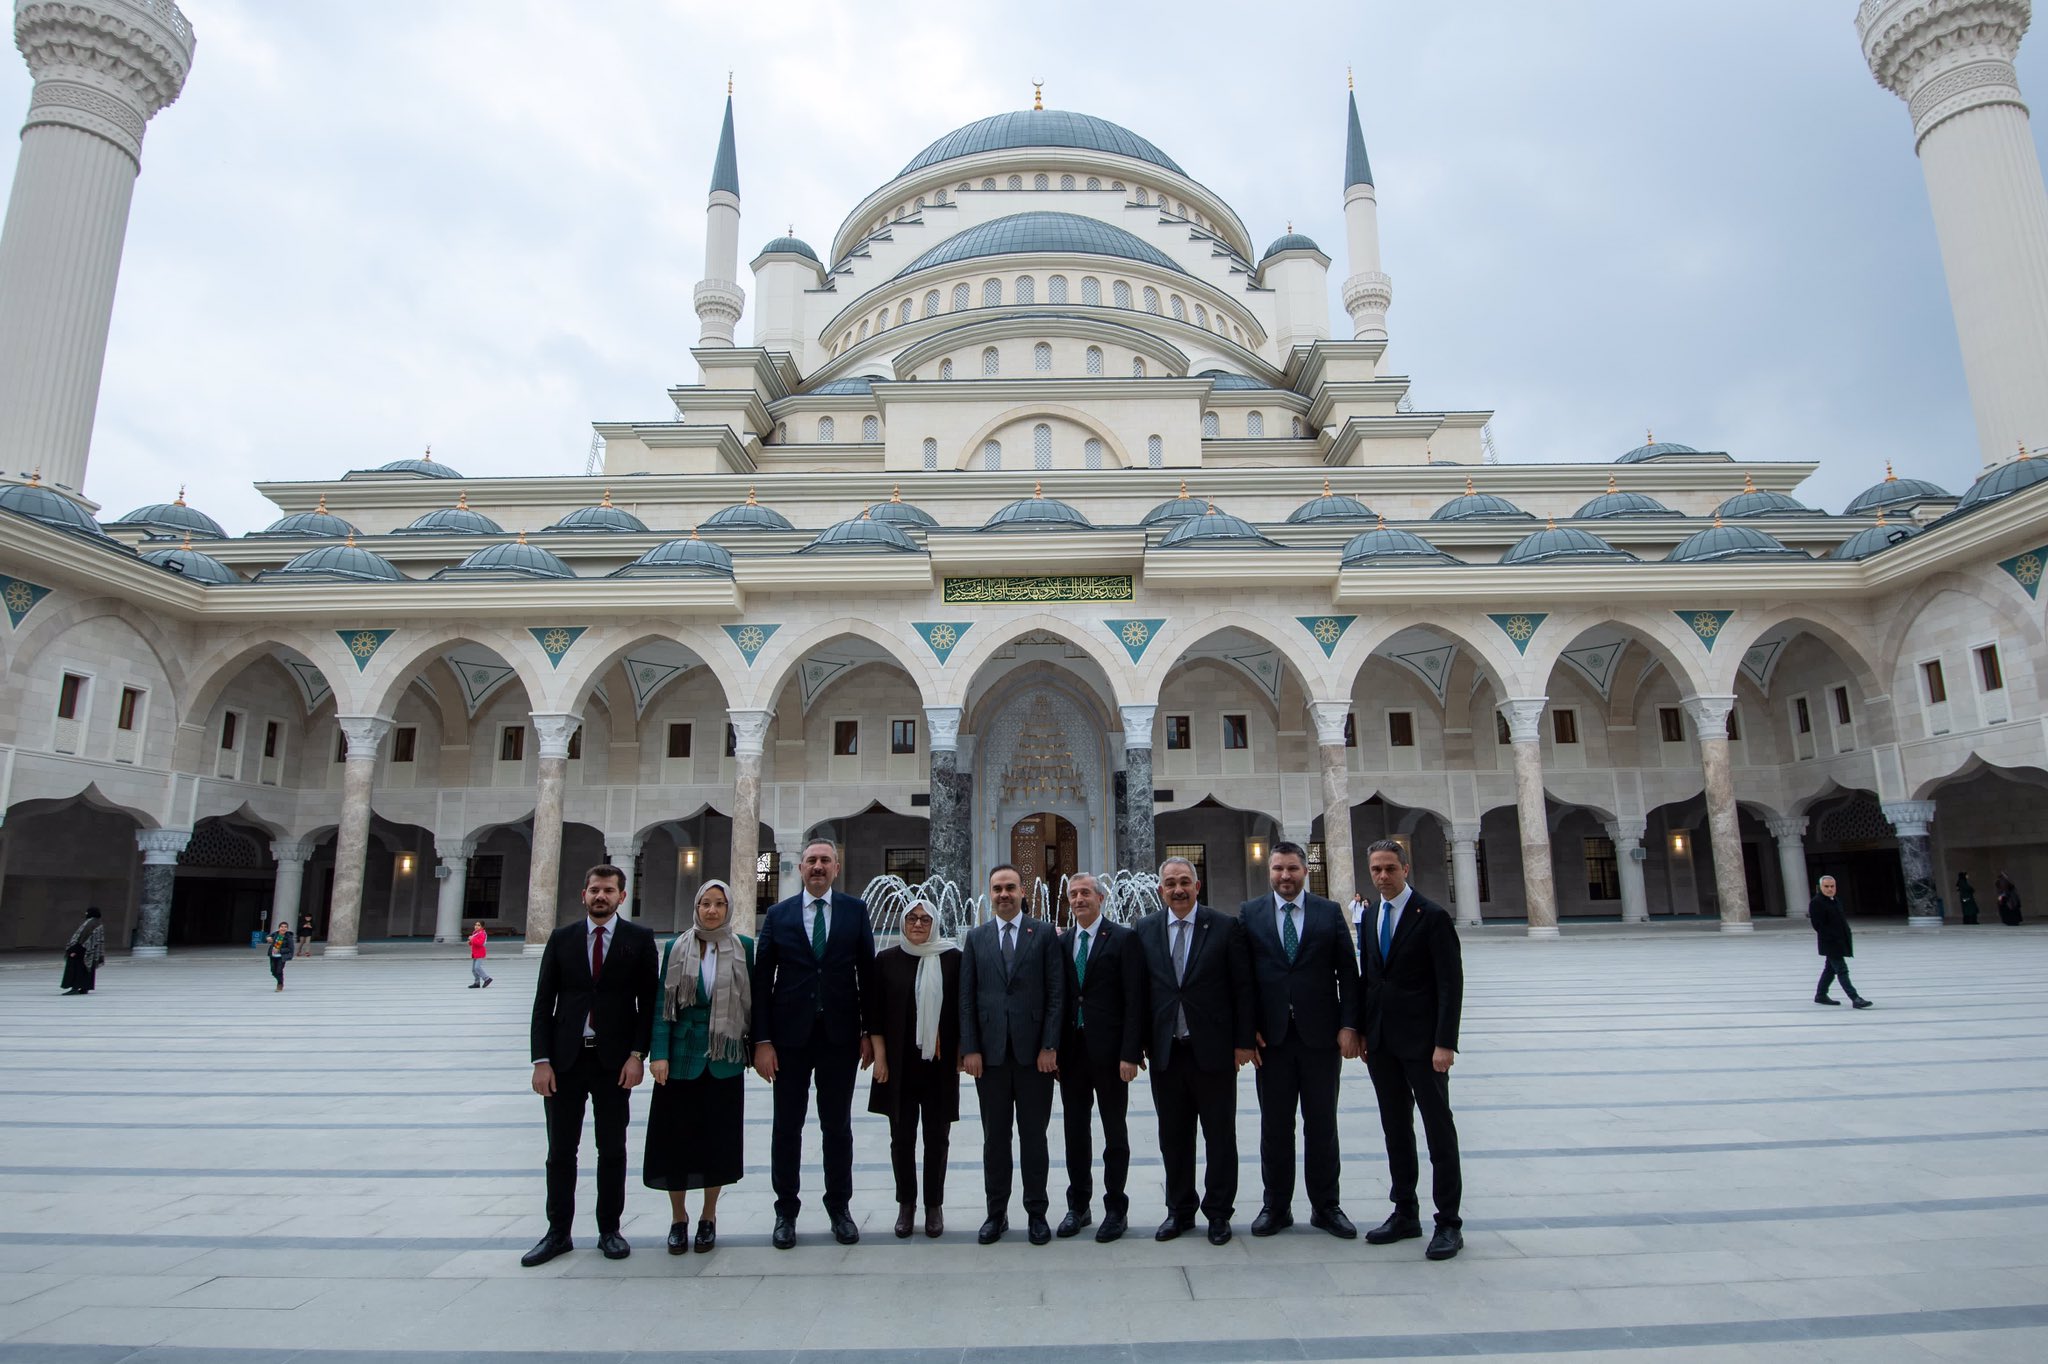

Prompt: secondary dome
[545,494,648,535]
[1287,482,1375,525]
[1575,488,1681,520]
[1831,519,1923,561]
[266,543,403,582]
[868,487,938,528]
[702,489,794,532]
[808,376,875,396]
[1716,478,1815,519]
[899,110,1185,179]
[1431,485,1535,522]
[1340,524,1460,567]
[1197,369,1267,391]
[257,498,357,539]
[1142,483,1204,526]
[1617,432,1717,464]
[113,492,226,540]
[142,543,238,584]
[368,449,461,478]
[1158,505,1275,548]
[0,480,112,540]
[1845,468,1951,515]
[1665,523,1810,564]
[1501,526,1637,565]
[896,211,1185,279]
[1261,231,1322,259]
[757,235,819,262]
[985,485,1091,532]
[394,498,502,536]
[613,534,735,579]
[801,513,919,553]
[442,539,574,579]
[1955,452,2048,512]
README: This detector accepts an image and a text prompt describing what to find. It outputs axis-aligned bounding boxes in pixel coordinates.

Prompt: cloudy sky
[2,0,2043,533]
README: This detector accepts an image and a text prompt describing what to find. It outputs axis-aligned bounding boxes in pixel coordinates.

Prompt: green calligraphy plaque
[943,574,1135,604]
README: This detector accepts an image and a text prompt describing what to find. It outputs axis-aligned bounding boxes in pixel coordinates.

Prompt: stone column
[1883,800,1943,927]
[1118,704,1156,875]
[1450,822,1483,927]
[1499,698,1559,938]
[326,715,392,958]
[924,705,969,890]
[521,713,580,955]
[1767,817,1811,921]
[1681,695,1751,934]
[1861,0,2048,470]
[1606,819,1649,924]
[604,834,642,919]
[1307,701,1356,909]
[131,827,189,956]
[726,708,774,936]
[432,838,473,943]
[268,840,311,933]
[0,1,195,497]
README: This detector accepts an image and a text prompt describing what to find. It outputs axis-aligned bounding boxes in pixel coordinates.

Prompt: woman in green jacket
[643,879,751,1254]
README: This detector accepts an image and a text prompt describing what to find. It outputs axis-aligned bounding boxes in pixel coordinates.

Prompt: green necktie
[810,899,828,957]
[1074,928,1090,1028]
[1282,904,1298,963]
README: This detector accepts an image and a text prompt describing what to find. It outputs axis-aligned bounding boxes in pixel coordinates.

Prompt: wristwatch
[629,1050,645,1061]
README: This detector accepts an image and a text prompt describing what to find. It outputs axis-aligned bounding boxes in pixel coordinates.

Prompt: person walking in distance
[522,865,660,1267]
[1955,871,1981,926]
[1056,871,1148,1243]
[1809,876,1872,1008]
[266,917,295,992]
[1996,872,2024,925]
[469,921,493,988]
[1358,839,1466,1262]
[60,906,104,995]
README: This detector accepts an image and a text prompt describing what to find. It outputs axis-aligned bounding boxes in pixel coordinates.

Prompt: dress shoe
[666,1220,689,1255]
[1250,1206,1293,1237]
[598,1231,630,1260]
[1311,1207,1358,1239]
[1027,1214,1052,1246]
[1425,1226,1464,1260]
[693,1219,716,1253]
[1852,997,1875,1009]
[925,1207,944,1238]
[1207,1219,1232,1245]
[829,1209,860,1245]
[1815,995,1842,1005]
[895,1203,916,1239]
[519,1231,572,1267]
[1154,1215,1194,1242]
[468,982,481,988]
[482,978,492,987]
[1365,1213,1424,1244]
[1095,1210,1126,1243]
[771,1215,796,1250]
[1057,1209,1092,1239]
[977,1215,1008,1245]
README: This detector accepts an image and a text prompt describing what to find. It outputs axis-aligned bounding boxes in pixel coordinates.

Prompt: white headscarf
[897,900,957,1061]
[665,880,751,1067]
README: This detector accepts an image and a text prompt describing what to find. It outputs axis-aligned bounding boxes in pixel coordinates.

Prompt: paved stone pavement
[1,924,2046,1362]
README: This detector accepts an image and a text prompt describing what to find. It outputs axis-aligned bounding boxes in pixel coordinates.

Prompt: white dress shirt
[1375,884,1416,951]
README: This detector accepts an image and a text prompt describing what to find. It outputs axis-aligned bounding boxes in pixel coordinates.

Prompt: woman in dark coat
[1808,875,1871,1008]
[868,900,961,1239]
[60,907,104,994]
[1996,873,2024,926]
[1956,872,1980,925]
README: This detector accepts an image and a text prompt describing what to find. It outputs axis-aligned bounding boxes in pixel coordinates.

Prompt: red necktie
[591,923,606,983]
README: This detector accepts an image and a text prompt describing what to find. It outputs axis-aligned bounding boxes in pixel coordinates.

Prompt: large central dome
[899,110,1185,179]
[895,211,1185,279]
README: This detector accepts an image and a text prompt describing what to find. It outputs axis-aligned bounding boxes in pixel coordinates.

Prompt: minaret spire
[695,85,745,348]
[1340,74,1392,348]
[1343,87,1375,191]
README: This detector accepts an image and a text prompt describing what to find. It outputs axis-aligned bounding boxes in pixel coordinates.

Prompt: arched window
[982,439,1002,470]
[1134,187,1149,204]
[1201,411,1219,438]
[1142,286,1160,314]
[1086,177,1100,190]
[861,415,880,441]
[1015,275,1034,304]
[842,331,853,350]
[1033,173,1049,190]
[1048,275,1067,303]
[1169,295,1185,320]
[776,421,788,443]
[934,189,948,204]
[924,290,940,317]
[1233,325,1244,344]
[1084,438,1103,470]
[877,309,889,331]
[952,282,970,311]
[897,300,912,325]
[1147,434,1163,467]
[1112,280,1132,308]
[914,196,925,209]
[1110,180,1124,191]
[939,358,954,380]
[1290,416,1304,438]
[1060,173,1075,190]
[982,346,1000,377]
[1194,304,1209,329]
[1175,200,1186,216]
[982,177,997,191]
[818,416,836,442]
[1081,276,1101,305]
[983,278,1002,306]
[1033,423,1052,470]
[1033,341,1052,373]
[1007,174,1022,190]
[1131,357,1146,377]
[857,320,869,340]
[922,437,938,470]
[1246,411,1264,437]
[1085,345,1103,376]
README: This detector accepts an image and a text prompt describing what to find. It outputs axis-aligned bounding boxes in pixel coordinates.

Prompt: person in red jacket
[469,921,493,988]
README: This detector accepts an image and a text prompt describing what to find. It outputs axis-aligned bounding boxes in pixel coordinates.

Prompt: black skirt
[59,954,95,992]
[642,1068,745,1191]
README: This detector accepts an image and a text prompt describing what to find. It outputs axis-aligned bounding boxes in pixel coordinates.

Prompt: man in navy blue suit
[751,838,881,1249]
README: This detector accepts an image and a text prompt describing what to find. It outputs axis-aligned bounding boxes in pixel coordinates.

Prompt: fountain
[862,868,1163,942]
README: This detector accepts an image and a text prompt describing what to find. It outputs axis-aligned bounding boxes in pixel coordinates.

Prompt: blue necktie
[1379,903,1394,960]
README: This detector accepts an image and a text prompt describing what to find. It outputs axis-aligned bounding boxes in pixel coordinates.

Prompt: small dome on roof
[443,537,574,579]
[1618,430,1712,464]
[394,495,502,537]
[1716,476,1815,519]
[896,211,1185,279]
[614,534,734,579]
[703,488,794,531]
[802,512,920,553]
[1575,480,1682,520]
[1665,522,1810,564]
[267,543,403,583]
[1287,480,1375,525]
[1954,447,2048,512]
[1341,523,1460,567]
[545,493,648,535]
[1261,231,1322,260]
[1157,502,1276,548]
[0,479,109,539]
[808,376,875,396]
[868,486,938,528]
[758,235,819,262]
[1197,369,1266,391]
[1431,480,1535,522]
[898,109,1185,179]
[1142,482,1204,526]
[1845,465,1951,515]
[985,484,1092,531]
[1830,516,1923,561]
[113,490,226,539]
[369,448,461,479]
[257,497,357,539]
[142,542,238,584]
[1500,525,1637,565]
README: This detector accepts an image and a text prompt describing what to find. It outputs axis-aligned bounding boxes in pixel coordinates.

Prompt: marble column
[1500,698,1559,938]
[1681,695,1751,934]
[604,835,643,919]
[924,705,969,890]
[1606,819,1649,924]
[432,838,473,943]
[726,708,774,936]
[521,713,580,955]
[131,827,190,957]
[1308,701,1356,909]
[1767,817,1811,921]
[1883,800,1943,927]
[1119,704,1156,875]
[326,715,391,958]
[268,840,311,933]
[1450,822,1483,927]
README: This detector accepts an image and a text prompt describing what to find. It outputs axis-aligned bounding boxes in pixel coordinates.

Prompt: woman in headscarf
[867,899,960,1239]
[643,879,750,1254]
[1996,872,2024,926]
[1956,872,1980,925]
[60,907,104,995]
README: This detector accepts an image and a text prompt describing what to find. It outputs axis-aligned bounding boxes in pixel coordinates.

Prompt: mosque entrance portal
[1009,813,1080,905]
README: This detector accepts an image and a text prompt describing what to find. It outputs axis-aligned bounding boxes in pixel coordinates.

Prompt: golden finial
[1347,65,1354,92]
[1288,221,1294,234]
[1032,80,1043,111]
[517,528,527,544]
[890,484,903,503]
[1034,480,1043,498]
[1205,497,1217,515]
[860,505,870,520]
[1606,473,1618,494]
[456,490,470,510]
[1376,512,1386,530]
[601,489,613,508]
[1547,516,1557,531]
[1322,477,1332,496]
[1646,428,1655,445]
[423,444,433,462]
[745,485,759,505]
[727,71,733,97]
[1713,513,1723,528]
[1742,473,1756,494]
[1875,508,1889,527]
[315,494,328,513]
[787,223,794,236]
[174,484,187,506]
[179,533,193,551]
[26,466,40,487]
[1465,475,1476,495]
[1885,460,1896,482]
[1178,479,1189,499]
[2019,441,2032,462]
[345,530,356,548]
[690,524,700,539]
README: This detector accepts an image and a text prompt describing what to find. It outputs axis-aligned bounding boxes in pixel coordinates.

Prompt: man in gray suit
[960,864,1066,1245]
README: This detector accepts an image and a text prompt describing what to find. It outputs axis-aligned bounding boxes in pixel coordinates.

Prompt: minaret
[1859,0,2048,470]
[1340,71,1392,344]
[0,0,196,498]
[693,81,745,348]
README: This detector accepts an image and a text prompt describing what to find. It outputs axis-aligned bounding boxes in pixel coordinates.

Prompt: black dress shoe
[598,1231,630,1260]
[1207,1219,1232,1245]
[1057,1209,1092,1239]
[771,1215,796,1250]
[1154,1215,1194,1242]
[1095,1210,1126,1243]
[1027,1214,1052,1246]
[519,1231,572,1267]
[1815,995,1842,1005]
[1311,1207,1358,1239]
[829,1209,860,1245]
[895,1203,916,1239]
[1365,1212,1424,1244]
[482,978,491,987]
[1852,997,1875,1009]
[925,1207,944,1239]
[977,1215,1008,1245]
[1426,1226,1464,1260]
[468,982,481,988]
[693,1219,716,1253]
[1250,1206,1293,1237]
[666,1221,689,1255]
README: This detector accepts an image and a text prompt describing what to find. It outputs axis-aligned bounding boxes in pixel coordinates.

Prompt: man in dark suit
[1357,838,1465,1261]
[1055,871,1147,1242]
[1133,855,1254,1245]
[1808,875,1872,1007]
[523,863,660,1267]
[960,863,1065,1245]
[1241,841,1360,1238]
[751,838,882,1249]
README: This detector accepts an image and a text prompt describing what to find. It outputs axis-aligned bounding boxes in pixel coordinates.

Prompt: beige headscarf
[896,900,958,1061]
[664,880,751,1067]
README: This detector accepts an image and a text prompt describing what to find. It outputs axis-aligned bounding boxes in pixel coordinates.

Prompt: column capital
[1307,701,1352,748]
[1765,816,1809,840]
[15,0,197,163]
[727,706,774,758]
[1450,822,1484,844]
[434,835,478,863]
[924,705,963,752]
[529,712,583,760]
[1859,0,2029,143]
[136,827,189,865]
[1882,799,1938,838]
[604,836,643,862]
[1679,694,1737,730]
[269,840,314,865]
[336,715,393,761]
[1118,704,1157,749]
[1498,696,1548,744]
[1603,820,1646,845]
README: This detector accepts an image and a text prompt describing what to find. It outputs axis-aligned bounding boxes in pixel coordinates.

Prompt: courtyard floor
[0,923,2045,1362]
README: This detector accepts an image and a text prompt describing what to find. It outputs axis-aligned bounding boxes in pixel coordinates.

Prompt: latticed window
[1084,438,1103,470]
[1086,177,1100,190]
[939,358,954,380]
[1048,275,1067,303]
[1007,174,1022,190]
[922,438,938,470]
[982,346,999,377]
[1060,174,1074,190]
[857,321,869,340]
[1033,342,1051,373]
[924,290,940,317]
[1081,276,1101,305]
[1016,275,1034,304]
[1142,286,1160,314]
[1246,411,1264,437]
[1033,423,1052,469]
[1195,304,1209,328]
[817,416,836,442]
[952,282,970,310]
[1170,295,1185,320]
[1132,357,1146,377]
[1085,346,1103,376]
[1290,416,1303,438]
[1110,180,1124,192]
[1134,187,1149,204]
[897,300,912,324]
[982,439,1002,470]
[1201,411,1219,438]
[983,278,1002,306]
[982,177,996,191]
[1147,434,1163,467]
[776,422,788,443]
[1112,281,1132,308]
[934,189,947,204]
[1033,173,1049,190]
[861,415,879,441]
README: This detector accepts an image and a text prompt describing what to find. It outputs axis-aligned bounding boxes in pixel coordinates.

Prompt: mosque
[3,0,2048,954]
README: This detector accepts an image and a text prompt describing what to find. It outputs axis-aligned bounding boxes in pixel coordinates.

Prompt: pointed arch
[741,617,935,714]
